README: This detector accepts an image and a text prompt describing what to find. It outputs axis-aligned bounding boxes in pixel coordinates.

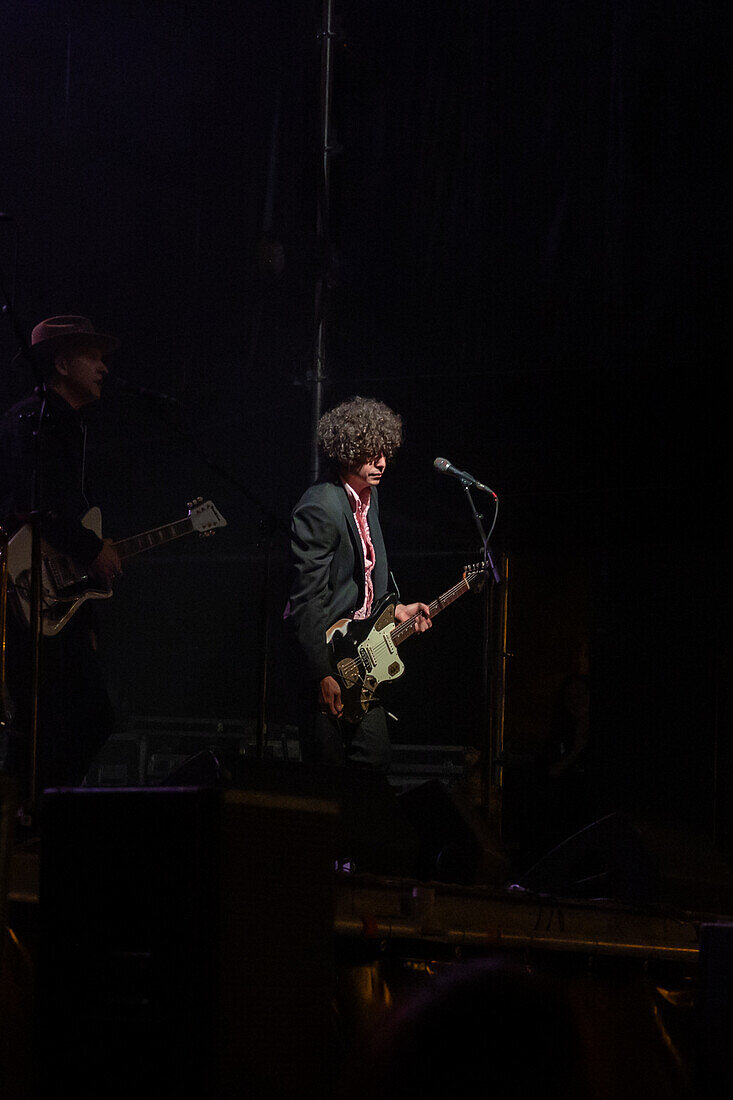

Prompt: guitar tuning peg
[197,496,203,503]
[187,501,192,510]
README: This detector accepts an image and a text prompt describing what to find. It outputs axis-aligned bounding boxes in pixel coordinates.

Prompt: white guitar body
[6,507,110,636]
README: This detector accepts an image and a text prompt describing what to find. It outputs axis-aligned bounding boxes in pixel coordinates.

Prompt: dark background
[1,2,729,852]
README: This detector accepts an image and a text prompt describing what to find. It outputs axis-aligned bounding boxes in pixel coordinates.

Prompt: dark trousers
[302,704,392,773]
[3,612,114,796]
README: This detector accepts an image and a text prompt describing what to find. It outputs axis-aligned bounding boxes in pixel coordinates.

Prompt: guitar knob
[187,501,192,510]
[197,496,203,503]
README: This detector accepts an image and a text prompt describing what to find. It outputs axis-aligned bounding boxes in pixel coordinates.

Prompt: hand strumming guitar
[320,603,431,717]
[90,538,123,587]
[319,674,344,717]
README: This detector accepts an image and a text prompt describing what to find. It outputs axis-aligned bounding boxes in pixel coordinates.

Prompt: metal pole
[488,553,510,832]
[310,0,336,483]
[0,526,10,730]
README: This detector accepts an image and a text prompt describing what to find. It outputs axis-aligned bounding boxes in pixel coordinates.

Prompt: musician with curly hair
[288,396,431,771]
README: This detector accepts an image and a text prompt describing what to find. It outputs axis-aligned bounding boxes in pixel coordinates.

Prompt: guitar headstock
[187,497,228,535]
[463,561,486,592]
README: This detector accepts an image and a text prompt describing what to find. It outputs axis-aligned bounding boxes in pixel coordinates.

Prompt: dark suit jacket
[0,389,103,565]
[288,477,390,681]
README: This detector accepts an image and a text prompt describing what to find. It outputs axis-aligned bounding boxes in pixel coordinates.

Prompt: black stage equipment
[39,785,337,1097]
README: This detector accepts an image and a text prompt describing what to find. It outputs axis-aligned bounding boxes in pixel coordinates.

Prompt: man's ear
[42,353,64,383]
[53,352,70,377]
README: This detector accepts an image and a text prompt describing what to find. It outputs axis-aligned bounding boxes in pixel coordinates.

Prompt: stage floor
[6,838,723,962]
[3,839,727,1098]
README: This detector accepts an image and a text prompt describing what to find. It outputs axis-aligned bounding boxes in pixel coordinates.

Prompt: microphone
[113,376,180,407]
[434,457,496,497]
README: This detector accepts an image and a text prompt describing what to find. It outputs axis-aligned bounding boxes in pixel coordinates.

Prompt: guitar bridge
[337,659,360,688]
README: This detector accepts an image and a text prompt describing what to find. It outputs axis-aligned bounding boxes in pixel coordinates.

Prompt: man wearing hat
[0,315,121,797]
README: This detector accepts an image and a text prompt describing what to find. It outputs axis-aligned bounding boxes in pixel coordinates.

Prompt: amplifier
[86,715,301,786]
[40,786,337,1095]
[387,743,471,792]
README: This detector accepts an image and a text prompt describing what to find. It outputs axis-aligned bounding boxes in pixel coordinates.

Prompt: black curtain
[1,1,728,838]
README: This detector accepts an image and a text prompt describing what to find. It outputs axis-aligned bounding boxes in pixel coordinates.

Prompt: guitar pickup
[46,557,78,590]
[358,644,375,672]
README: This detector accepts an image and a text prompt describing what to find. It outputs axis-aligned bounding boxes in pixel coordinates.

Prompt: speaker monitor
[161,747,222,786]
[518,811,660,905]
[40,785,337,1097]
[519,810,733,911]
[397,778,508,886]
[232,759,421,878]
[698,922,733,1094]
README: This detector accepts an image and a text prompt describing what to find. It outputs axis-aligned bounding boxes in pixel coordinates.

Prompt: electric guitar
[6,497,226,636]
[325,562,485,723]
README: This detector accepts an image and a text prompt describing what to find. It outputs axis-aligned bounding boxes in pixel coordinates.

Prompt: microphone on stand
[433,457,497,498]
[112,376,180,407]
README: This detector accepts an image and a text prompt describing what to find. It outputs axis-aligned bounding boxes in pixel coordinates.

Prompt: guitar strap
[79,419,91,511]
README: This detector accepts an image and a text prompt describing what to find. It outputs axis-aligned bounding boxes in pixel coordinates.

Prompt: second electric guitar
[6,497,226,636]
[325,563,484,723]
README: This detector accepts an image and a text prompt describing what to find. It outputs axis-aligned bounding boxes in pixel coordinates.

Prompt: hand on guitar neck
[6,498,226,637]
[324,564,484,724]
[394,601,432,633]
[90,539,123,587]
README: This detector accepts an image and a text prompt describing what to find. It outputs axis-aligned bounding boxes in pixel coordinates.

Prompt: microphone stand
[459,480,503,823]
[135,399,285,762]
[1,265,45,827]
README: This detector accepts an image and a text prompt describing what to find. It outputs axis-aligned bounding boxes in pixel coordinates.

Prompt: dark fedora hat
[30,315,119,360]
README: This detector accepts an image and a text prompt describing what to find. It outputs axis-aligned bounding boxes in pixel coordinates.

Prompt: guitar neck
[112,517,194,560]
[391,577,471,646]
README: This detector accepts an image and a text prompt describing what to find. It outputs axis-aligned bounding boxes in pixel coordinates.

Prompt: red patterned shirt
[343,480,375,620]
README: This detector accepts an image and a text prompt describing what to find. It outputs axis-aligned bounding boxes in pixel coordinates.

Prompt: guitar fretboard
[391,577,471,646]
[113,518,193,560]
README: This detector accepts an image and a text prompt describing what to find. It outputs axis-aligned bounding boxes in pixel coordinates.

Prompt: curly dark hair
[318,396,402,468]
